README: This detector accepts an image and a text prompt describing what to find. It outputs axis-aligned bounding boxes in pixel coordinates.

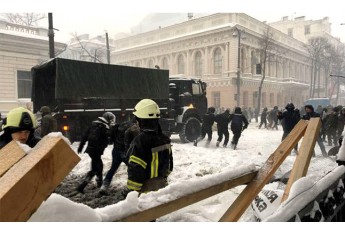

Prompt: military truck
[31,58,207,143]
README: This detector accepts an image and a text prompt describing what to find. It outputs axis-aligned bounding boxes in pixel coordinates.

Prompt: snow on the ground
[27,121,341,223]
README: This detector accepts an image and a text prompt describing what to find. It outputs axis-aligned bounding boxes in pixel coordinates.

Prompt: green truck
[31,58,207,143]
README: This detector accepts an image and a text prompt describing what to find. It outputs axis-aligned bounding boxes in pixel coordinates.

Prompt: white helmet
[133,99,160,119]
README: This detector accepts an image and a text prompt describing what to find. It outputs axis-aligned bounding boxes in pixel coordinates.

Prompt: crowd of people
[1,100,344,200]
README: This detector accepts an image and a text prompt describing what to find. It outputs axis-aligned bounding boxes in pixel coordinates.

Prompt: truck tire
[179,117,201,143]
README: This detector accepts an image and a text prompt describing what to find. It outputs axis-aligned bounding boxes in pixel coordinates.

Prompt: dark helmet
[304,104,314,112]
[3,107,37,133]
[274,106,278,110]
[208,107,215,113]
[102,112,116,124]
[40,106,51,114]
[234,107,242,114]
[285,103,295,110]
[263,107,268,111]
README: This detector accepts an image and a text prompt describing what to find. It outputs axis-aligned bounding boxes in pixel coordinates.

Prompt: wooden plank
[281,117,321,203]
[0,141,26,177]
[219,119,308,222]
[119,171,258,222]
[0,136,80,222]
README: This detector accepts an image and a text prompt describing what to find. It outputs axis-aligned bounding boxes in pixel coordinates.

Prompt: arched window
[162,57,169,70]
[195,51,203,76]
[214,48,222,74]
[177,55,185,74]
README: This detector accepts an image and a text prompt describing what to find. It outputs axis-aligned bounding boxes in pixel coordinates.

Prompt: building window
[135,61,140,67]
[195,51,203,76]
[262,92,266,108]
[162,57,169,70]
[17,70,32,98]
[288,28,293,37]
[213,48,222,74]
[304,25,310,35]
[177,55,185,74]
[270,93,275,107]
[243,91,248,106]
[213,91,220,108]
[148,59,154,68]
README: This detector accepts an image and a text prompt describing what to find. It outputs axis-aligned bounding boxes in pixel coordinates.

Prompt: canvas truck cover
[31,58,169,113]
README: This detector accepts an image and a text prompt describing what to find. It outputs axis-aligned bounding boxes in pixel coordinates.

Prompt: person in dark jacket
[277,103,300,153]
[127,99,173,194]
[337,107,345,142]
[214,109,231,147]
[76,112,115,193]
[0,107,41,149]
[259,107,268,129]
[302,104,327,156]
[229,107,249,150]
[99,117,140,194]
[270,106,279,130]
[198,107,216,146]
[39,106,58,137]
[324,107,339,146]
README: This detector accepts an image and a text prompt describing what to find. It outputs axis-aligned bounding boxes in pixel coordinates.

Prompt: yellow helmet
[133,99,160,119]
[3,107,37,131]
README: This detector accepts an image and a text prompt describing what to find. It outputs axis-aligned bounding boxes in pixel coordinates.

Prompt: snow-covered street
[28,120,341,222]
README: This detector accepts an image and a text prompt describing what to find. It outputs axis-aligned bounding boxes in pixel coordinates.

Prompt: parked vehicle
[303,98,331,110]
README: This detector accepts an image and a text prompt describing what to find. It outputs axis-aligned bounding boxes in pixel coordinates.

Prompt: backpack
[113,120,134,151]
[87,122,105,144]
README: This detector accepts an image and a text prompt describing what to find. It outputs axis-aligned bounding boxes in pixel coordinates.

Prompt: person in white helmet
[0,107,40,149]
[126,99,173,194]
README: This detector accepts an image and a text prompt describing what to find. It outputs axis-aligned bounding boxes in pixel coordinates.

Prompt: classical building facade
[112,13,322,111]
[0,20,66,115]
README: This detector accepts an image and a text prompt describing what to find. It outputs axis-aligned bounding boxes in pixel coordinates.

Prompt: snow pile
[29,164,256,222]
[263,165,345,221]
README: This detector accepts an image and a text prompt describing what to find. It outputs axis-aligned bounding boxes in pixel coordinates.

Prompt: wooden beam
[119,171,258,222]
[0,141,26,177]
[219,119,308,222]
[0,136,80,222]
[281,117,321,203]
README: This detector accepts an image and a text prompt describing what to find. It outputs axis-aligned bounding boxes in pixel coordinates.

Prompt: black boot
[77,172,93,193]
[77,181,88,193]
[96,177,103,188]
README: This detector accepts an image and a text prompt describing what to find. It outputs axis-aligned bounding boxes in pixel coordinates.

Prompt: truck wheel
[179,117,201,143]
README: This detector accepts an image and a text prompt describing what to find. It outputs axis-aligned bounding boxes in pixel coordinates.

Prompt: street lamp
[233,27,245,107]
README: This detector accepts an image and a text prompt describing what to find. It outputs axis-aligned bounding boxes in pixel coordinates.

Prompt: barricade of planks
[118,118,321,222]
[0,136,80,222]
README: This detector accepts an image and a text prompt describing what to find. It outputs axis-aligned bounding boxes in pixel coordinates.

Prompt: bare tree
[256,27,281,115]
[327,45,345,104]
[69,33,106,63]
[1,13,46,26]
[304,37,332,98]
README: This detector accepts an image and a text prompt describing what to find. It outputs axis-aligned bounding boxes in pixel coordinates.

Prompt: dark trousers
[104,148,127,182]
[259,119,267,128]
[231,128,242,145]
[217,128,229,146]
[89,152,103,180]
[327,129,337,146]
[200,127,213,142]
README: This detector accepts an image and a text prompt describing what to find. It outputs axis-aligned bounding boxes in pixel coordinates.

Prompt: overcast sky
[3,0,345,43]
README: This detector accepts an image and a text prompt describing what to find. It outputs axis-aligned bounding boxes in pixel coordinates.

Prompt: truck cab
[168,75,208,143]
